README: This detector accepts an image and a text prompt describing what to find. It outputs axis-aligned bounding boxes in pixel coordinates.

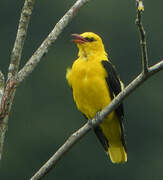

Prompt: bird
[66,32,127,163]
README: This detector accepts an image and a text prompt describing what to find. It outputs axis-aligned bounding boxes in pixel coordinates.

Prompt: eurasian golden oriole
[66,32,127,163]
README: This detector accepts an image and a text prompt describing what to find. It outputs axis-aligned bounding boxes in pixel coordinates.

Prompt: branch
[0,0,90,160]
[0,79,17,160]
[0,0,35,160]
[17,0,90,84]
[136,0,148,73]
[8,0,35,79]
[30,60,163,180]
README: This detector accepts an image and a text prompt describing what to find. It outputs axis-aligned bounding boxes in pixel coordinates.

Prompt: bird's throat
[78,47,88,59]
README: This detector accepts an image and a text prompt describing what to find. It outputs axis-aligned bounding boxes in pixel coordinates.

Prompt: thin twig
[0,0,35,160]
[136,0,148,73]
[30,60,163,180]
[17,0,90,84]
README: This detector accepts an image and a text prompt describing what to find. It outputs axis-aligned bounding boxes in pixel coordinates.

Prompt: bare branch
[17,0,90,84]
[8,0,35,79]
[0,79,17,159]
[136,0,148,73]
[0,79,17,120]
[0,0,90,161]
[30,60,163,180]
[0,0,35,160]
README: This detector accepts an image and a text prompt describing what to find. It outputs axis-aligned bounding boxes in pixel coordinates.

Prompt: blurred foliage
[0,0,163,179]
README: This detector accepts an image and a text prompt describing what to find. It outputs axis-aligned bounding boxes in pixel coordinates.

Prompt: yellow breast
[69,58,112,119]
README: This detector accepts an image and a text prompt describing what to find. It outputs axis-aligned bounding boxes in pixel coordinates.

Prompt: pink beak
[72,34,88,43]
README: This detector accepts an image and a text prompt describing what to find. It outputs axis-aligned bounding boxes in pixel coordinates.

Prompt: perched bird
[66,32,127,163]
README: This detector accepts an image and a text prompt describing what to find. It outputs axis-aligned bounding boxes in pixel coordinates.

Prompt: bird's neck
[78,48,108,61]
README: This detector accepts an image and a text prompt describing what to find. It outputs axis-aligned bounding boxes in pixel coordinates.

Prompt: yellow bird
[66,32,127,163]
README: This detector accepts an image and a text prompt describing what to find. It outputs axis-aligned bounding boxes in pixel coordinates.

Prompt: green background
[0,0,163,179]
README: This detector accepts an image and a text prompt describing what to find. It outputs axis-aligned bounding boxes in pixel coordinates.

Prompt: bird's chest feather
[71,59,111,118]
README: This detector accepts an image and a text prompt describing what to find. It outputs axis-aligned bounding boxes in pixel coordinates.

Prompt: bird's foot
[88,111,101,129]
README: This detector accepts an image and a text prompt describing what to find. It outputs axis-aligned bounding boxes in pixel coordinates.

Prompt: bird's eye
[84,37,95,42]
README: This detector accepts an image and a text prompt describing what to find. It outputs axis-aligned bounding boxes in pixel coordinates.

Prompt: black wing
[101,60,124,119]
[101,60,127,151]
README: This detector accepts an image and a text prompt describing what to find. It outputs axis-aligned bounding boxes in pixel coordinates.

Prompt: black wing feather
[101,60,124,119]
[101,60,127,151]
[94,126,109,151]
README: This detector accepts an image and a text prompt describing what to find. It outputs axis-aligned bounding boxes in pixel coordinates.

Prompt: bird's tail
[108,142,127,163]
[94,115,127,163]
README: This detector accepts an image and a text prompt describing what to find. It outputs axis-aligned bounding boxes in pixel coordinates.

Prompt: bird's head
[72,32,107,58]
